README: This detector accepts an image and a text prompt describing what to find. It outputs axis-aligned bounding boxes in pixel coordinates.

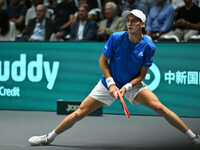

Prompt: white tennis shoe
[28,134,54,146]
[192,135,200,145]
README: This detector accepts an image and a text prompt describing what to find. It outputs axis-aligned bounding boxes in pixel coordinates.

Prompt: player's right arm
[99,54,110,79]
[99,54,119,99]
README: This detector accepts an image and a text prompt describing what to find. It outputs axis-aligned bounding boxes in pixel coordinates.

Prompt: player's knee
[73,110,83,121]
[73,107,88,121]
[152,103,165,115]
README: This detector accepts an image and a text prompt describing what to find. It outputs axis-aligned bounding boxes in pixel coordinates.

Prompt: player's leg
[135,88,188,132]
[134,88,200,145]
[28,96,104,146]
[54,96,104,134]
[28,80,115,146]
[54,80,116,135]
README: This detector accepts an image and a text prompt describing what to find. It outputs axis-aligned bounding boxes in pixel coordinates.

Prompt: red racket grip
[117,92,130,118]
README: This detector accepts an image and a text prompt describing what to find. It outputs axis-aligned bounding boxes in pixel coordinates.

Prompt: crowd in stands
[0,0,200,42]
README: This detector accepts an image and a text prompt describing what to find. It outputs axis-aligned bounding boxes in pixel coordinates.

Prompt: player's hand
[119,87,126,97]
[109,84,119,99]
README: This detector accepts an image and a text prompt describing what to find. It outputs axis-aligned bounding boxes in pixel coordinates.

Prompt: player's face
[126,15,144,34]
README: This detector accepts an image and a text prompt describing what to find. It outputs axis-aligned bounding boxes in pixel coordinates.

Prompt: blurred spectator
[169,0,184,19]
[0,0,3,9]
[25,0,52,26]
[101,0,123,16]
[44,0,59,9]
[7,0,27,34]
[170,0,184,9]
[140,0,157,15]
[160,0,200,42]
[87,0,99,8]
[70,4,97,41]
[72,0,90,24]
[21,4,61,41]
[193,0,199,6]
[0,0,7,10]
[24,0,32,9]
[88,9,96,20]
[88,8,101,23]
[145,0,174,40]
[0,9,16,41]
[76,0,98,9]
[52,0,77,38]
[96,2,125,41]
[73,0,102,23]
[122,0,156,16]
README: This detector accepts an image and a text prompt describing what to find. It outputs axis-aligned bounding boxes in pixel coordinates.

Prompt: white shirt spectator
[0,21,16,41]
[77,21,86,40]
[29,19,46,41]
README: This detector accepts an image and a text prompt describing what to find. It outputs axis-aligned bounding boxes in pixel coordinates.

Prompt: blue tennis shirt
[101,31,156,89]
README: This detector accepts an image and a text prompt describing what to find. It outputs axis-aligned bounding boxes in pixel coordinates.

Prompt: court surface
[0,110,200,150]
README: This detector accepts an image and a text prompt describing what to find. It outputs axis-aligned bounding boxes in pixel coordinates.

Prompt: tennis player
[28,9,200,146]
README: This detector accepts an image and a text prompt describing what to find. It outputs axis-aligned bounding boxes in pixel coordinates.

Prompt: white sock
[47,130,57,140]
[185,129,196,139]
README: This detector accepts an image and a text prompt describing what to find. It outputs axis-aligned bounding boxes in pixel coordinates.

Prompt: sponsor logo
[0,86,20,97]
[0,54,59,90]
[104,45,108,50]
[138,52,143,56]
[66,104,79,112]
[145,63,161,91]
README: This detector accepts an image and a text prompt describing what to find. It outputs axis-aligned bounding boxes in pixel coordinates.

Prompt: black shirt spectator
[160,0,200,42]
[7,0,27,33]
[175,3,200,29]
[52,0,77,36]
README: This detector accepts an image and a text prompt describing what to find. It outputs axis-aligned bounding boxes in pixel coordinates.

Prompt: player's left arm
[130,66,148,86]
[119,67,148,96]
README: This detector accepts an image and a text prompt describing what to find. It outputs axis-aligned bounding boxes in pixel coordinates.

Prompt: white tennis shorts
[89,80,147,106]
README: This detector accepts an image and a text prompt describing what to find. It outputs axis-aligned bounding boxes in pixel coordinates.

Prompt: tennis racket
[116,91,130,118]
